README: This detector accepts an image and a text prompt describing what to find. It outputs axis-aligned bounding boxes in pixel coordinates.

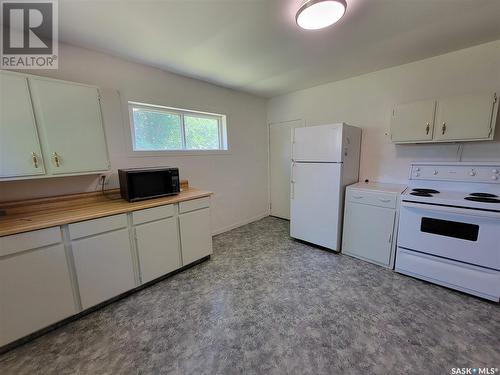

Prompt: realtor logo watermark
[1,0,58,69]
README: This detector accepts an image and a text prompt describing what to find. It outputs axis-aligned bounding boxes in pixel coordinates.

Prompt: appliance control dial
[433,170,438,175]
[493,169,499,174]
[469,170,476,177]
[493,175,499,181]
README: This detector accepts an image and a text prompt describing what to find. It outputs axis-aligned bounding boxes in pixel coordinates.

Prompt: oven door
[398,201,500,270]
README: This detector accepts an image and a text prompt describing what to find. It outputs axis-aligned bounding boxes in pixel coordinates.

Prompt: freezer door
[292,124,343,162]
[290,162,342,250]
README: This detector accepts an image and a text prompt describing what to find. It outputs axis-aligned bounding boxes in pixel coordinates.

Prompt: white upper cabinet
[0,72,45,178]
[391,92,498,144]
[390,99,436,143]
[434,93,497,141]
[29,77,110,175]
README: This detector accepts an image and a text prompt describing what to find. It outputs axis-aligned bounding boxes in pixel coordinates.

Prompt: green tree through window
[130,104,226,151]
[185,116,219,150]
[133,109,182,150]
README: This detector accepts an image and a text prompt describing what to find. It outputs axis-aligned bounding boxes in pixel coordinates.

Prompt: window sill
[128,149,231,157]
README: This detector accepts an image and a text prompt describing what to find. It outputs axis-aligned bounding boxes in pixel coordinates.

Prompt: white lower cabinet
[70,215,135,309]
[179,207,213,265]
[0,230,76,347]
[135,217,181,284]
[343,203,395,266]
[342,183,405,268]
[0,197,212,347]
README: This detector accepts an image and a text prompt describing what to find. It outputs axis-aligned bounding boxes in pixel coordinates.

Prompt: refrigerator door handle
[291,162,296,199]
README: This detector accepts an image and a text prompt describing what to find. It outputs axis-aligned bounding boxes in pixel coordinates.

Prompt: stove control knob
[469,170,476,177]
[433,170,438,175]
[493,169,499,174]
[493,175,499,181]
[415,168,420,172]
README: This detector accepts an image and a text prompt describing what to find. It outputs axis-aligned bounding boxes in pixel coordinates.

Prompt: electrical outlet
[99,174,111,185]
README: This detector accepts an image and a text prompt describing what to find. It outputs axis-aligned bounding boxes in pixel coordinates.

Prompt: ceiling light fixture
[296,0,347,30]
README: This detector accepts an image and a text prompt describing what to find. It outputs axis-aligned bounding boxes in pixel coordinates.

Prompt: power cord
[99,175,106,195]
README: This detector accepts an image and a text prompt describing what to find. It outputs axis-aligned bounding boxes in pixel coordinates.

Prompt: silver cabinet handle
[425,122,430,135]
[441,122,446,135]
[379,198,391,203]
[389,233,393,243]
[353,195,363,199]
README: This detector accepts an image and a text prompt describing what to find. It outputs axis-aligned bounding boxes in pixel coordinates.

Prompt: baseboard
[212,211,269,235]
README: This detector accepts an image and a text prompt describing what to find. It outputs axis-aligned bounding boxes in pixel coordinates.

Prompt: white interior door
[0,72,45,178]
[269,120,303,219]
[290,162,342,250]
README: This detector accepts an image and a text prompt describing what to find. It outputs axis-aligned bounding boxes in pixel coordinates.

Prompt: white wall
[268,40,500,184]
[0,44,269,234]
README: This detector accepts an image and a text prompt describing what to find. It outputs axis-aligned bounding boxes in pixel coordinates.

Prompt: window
[129,102,228,152]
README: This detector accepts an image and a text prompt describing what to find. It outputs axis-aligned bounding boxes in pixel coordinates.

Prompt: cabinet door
[390,100,436,143]
[434,93,496,141]
[0,72,45,178]
[135,217,181,283]
[29,78,110,175]
[342,203,395,266]
[179,208,212,266]
[0,244,76,346]
[72,229,135,309]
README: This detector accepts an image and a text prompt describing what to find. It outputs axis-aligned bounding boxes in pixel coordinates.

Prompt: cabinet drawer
[132,204,175,225]
[347,189,396,209]
[69,214,128,240]
[179,197,210,214]
[0,227,62,257]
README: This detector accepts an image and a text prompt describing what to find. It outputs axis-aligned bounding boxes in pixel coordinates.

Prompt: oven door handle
[401,201,500,219]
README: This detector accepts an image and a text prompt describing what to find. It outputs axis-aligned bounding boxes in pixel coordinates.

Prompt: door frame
[267,119,305,219]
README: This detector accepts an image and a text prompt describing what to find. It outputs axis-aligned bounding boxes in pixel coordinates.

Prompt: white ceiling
[59,0,500,97]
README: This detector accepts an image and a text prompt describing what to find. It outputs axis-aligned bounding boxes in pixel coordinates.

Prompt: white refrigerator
[290,123,362,251]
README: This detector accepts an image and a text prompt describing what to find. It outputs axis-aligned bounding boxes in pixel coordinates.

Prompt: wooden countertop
[0,186,212,237]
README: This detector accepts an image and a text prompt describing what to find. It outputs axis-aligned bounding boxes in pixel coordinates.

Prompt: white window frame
[128,101,229,156]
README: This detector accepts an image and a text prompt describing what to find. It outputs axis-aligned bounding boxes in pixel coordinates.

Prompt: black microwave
[118,167,180,202]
